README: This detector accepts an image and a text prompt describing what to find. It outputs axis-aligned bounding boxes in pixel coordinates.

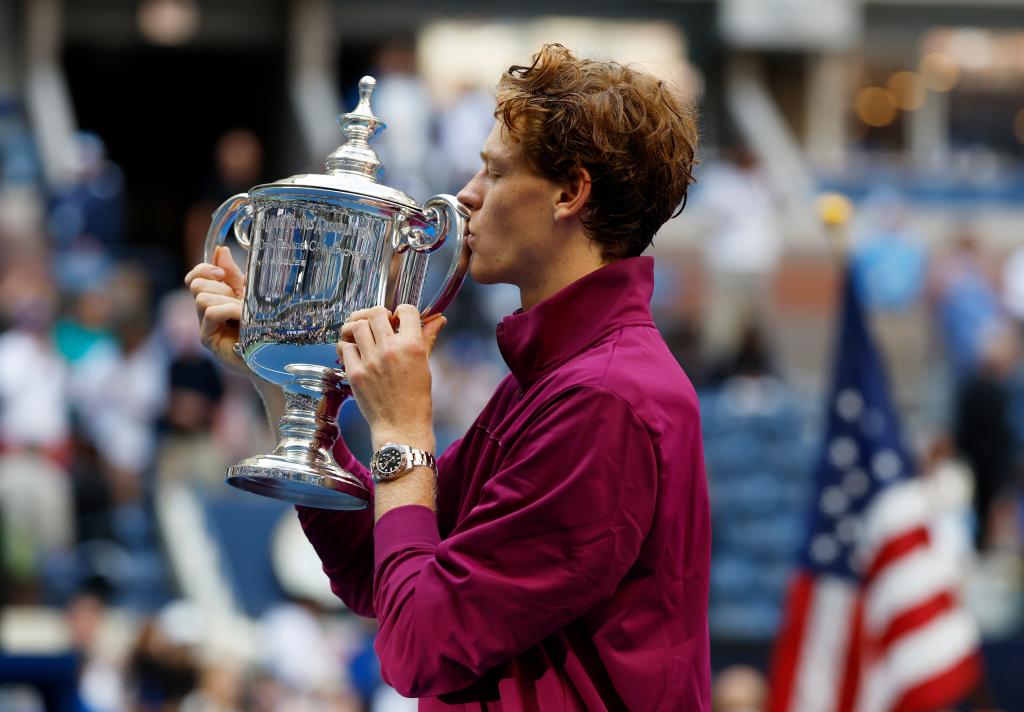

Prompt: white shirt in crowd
[0,329,70,448]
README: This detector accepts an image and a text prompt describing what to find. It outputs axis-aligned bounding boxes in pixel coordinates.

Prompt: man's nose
[457,171,483,212]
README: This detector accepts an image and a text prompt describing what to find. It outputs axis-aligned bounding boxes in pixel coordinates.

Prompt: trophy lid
[254,76,419,211]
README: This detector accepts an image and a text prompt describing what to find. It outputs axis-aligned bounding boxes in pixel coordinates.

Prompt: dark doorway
[63,43,286,280]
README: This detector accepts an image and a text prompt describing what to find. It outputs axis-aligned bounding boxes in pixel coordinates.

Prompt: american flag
[768,269,981,712]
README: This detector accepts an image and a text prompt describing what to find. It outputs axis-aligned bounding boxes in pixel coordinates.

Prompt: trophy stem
[273,380,345,465]
[225,365,371,510]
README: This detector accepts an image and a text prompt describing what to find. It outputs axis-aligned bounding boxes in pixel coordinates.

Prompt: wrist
[371,427,435,454]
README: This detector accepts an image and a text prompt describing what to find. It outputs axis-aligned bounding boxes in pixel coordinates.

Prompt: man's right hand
[184,245,249,376]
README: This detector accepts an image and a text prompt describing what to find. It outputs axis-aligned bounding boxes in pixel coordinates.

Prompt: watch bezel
[373,444,406,479]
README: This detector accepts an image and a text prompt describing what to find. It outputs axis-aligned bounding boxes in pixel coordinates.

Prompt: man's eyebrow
[481,151,507,166]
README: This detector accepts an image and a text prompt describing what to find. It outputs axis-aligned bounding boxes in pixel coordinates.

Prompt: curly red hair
[495,44,698,259]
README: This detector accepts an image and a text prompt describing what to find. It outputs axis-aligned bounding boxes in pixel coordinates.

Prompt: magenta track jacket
[298,256,711,710]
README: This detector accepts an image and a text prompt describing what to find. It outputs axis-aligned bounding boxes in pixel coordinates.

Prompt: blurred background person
[183,128,266,268]
[690,142,783,367]
[368,39,433,201]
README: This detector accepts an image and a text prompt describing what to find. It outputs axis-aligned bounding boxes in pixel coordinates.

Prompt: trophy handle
[408,194,471,319]
[204,193,254,264]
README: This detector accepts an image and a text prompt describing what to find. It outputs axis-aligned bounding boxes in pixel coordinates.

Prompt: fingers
[212,246,246,293]
[348,320,376,357]
[189,277,235,298]
[341,306,395,347]
[184,262,225,286]
[365,307,395,344]
[195,292,239,312]
[337,306,445,370]
[394,304,422,340]
[338,340,361,376]
[198,302,241,341]
[340,321,357,344]
[184,247,245,298]
[422,316,447,353]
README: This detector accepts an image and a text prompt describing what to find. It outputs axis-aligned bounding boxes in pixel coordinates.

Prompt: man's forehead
[481,122,519,160]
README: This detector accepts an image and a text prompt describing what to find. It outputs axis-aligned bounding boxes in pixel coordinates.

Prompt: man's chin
[468,262,500,285]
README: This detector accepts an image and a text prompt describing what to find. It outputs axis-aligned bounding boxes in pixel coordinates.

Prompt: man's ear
[553,167,592,222]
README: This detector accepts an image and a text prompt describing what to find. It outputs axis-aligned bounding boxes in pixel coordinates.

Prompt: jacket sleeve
[371,387,658,698]
[296,425,465,618]
[295,437,377,616]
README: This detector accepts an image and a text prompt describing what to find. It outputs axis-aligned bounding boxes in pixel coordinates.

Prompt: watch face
[376,446,404,476]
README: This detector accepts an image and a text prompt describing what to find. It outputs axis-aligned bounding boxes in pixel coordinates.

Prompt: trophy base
[226,455,370,510]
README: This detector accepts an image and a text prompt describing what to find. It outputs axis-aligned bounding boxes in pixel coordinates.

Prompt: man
[187,44,709,710]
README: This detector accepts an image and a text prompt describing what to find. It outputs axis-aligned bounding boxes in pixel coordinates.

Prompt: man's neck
[516,257,610,311]
[517,237,612,311]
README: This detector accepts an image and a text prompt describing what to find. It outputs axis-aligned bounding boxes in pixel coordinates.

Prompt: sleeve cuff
[374,504,441,567]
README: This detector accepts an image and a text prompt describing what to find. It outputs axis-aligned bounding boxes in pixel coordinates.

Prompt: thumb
[214,246,246,295]
[422,315,447,355]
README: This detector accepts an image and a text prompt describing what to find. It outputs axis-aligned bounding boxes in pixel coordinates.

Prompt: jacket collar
[496,256,656,388]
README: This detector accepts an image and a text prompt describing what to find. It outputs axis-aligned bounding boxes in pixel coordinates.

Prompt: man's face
[456,121,562,289]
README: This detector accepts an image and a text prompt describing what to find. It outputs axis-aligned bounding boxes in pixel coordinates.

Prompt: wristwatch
[370,443,437,483]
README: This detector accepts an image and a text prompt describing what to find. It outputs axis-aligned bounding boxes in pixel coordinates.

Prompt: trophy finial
[326,75,386,181]
[356,76,376,112]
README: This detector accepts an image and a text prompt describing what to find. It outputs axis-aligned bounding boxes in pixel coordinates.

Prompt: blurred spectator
[430,333,506,450]
[930,230,1017,549]
[954,327,1018,549]
[0,451,73,602]
[850,191,929,399]
[370,40,433,200]
[259,600,350,698]
[0,257,76,602]
[206,128,264,202]
[48,131,125,249]
[712,665,766,712]
[180,661,244,712]
[67,585,129,712]
[155,289,226,492]
[128,602,203,711]
[71,430,116,545]
[1003,242,1024,329]
[184,128,265,267]
[710,318,777,386]
[692,145,782,362]
[52,244,117,364]
[71,264,167,504]
[0,263,71,458]
[930,230,1007,381]
[436,84,494,193]
[851,192,927,312]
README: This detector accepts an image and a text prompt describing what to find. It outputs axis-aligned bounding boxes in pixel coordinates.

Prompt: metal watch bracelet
[371,443,437,483]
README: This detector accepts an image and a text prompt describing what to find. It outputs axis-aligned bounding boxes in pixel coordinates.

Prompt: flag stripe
[837,594,865,712]
[877,591,955,652]
[888,652,982,712]
[792,577,856,712]
[878,608,979,708]
[864,546,953,634]
[768,573,815,712]
[863,526,929,585]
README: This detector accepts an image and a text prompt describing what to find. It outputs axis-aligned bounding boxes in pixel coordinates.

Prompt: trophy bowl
[203,76,470,510]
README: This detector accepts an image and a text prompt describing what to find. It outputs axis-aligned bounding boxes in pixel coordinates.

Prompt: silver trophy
[203,77,470,510]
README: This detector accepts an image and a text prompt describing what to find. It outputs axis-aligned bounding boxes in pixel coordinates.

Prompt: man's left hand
[338,305,446,453]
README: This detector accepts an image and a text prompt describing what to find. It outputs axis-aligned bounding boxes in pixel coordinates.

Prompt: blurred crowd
[0,39,1023,712]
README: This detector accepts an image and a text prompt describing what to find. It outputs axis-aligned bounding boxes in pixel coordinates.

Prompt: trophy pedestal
[226,454,369,510]
[225,364,371,510]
